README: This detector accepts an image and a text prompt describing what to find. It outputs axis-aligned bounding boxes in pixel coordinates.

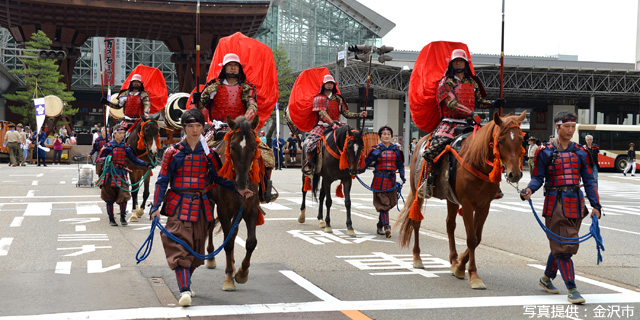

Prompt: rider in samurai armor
[421,49,505,198]
[521,111,602,304]
[193,53,276,203]
[96,124,152,226]
[360,125,405,238]
[303,74,366,175]
[101,74,151,131]
[149,109,253,307]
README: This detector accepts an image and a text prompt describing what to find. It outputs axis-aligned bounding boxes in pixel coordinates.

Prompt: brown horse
[298,124,364,236]
[206,115,261,291]
[126,120,159,222]
[397,111,526,289]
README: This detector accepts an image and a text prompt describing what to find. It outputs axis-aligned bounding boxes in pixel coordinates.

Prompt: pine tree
[4,30,76,128]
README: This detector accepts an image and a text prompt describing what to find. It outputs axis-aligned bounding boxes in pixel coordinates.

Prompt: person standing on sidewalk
[623,142,636,177]
[3,123,21,166]
[583,135,600,184]
[527,136,539,176]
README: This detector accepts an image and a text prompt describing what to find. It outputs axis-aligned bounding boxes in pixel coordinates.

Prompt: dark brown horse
[298,124,364,236]
[206,115,261,291]
[397,111,526,289]
[126,119,159,222]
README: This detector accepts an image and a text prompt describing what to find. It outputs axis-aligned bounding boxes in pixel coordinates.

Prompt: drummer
[101,74,151,132]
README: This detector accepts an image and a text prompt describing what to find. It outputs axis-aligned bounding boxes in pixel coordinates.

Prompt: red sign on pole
[103,38,116,86]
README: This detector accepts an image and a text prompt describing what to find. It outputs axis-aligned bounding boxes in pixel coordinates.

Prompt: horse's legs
[456,205,487,289]
[235,211,257,284]
[343,178,355,236]
[465,206,490,289]
[322,180,333,233]
[317,185,326,228]
[412,220,423,268]
[205,218,216,269]
[138,177,150,217]
[218,210,237,291]
[446,201,464,278]
[299,175,306,223]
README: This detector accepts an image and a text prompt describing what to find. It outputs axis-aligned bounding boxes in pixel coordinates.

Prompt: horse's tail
[395,188,421,249]
[311,173,321,201]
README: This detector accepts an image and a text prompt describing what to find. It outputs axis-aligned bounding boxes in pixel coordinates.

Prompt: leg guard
[175,266,192,292]
[544,252,559,280]
[556,254,576,289]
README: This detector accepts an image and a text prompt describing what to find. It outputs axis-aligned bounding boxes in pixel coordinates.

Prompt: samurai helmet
[322,74,335,84]
[131,74,143,83]
[450,49,468,62]
[219,53,242,67]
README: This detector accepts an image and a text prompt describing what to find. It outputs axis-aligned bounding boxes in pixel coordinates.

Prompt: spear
[194,0,201,104]
[499,0,505,116]
[361,49,372,132]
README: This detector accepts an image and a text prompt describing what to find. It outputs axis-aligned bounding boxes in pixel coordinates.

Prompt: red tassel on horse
[409,196,423,221]
[336,182,344,198]
[257,210,265,226]
[303,176,312,191]
[218,131,235,180]
[339,139,350,170]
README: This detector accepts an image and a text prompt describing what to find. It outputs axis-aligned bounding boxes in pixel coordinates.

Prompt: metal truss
[276,0,380,72]
[327,61,410,99]
[476,66,640,103]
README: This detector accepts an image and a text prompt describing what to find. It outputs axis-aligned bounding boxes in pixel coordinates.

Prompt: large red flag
[119,64,168,115]
[206,32,278,130]
[287,67,341,132]
[409,41,475,133]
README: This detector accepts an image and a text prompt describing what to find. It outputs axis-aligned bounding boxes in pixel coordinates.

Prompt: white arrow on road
[87,260,121,273]
[57,245,112,257]
[59,217,101,224]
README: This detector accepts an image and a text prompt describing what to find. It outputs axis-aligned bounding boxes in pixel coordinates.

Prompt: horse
[298,124,364,236]
[206,115,261,291]
[126,119,160,222]
[396,111,526,290]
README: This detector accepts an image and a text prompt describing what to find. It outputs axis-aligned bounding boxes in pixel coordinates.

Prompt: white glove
[118,96,127,107]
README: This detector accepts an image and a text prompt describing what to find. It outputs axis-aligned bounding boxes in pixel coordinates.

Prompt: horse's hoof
[135,208,144,218]
[324,227,333,233]
[451,266,466,279]
[205,258,216,269]
[129,215,139,222]
[298,210,306,223]
[346,229,356,237]
[222,279,236,291]
[318,220,326,228]
[470,278,487,290]
[413,260,424,269]
[235,268,249,284]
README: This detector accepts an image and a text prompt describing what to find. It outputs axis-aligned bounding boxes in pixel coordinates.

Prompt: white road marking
[280,270,340,302]
[59,181,66,184]
[57,245,112,257]
[0,238,14,256]
[59,218,101,224]
[582,223,640,236]
[87,260,121,273]
[261,202,291,211]
[57,234,108,241]
[75,225,86,232]
[76,204,103,215]
[10,217,24,227]
[26,190,35,197]
[31,180,38,186]
[23,202,52,216]
[2,292,639,319]
[54,261,72,274]
[36,173,44,178]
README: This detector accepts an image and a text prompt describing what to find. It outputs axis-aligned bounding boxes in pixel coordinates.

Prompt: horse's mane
[460,115,521,167]
[234,116,254,136]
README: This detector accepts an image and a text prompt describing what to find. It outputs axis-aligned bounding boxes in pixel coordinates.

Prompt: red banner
[103,38,116,86]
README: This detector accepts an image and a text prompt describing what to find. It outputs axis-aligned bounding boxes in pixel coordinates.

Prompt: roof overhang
[327,0,395,37]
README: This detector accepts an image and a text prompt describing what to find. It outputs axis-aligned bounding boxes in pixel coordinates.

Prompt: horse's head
[226,115,259,191]
[141,120,159,157]
[337,125,364,175]
[493,110,527,183]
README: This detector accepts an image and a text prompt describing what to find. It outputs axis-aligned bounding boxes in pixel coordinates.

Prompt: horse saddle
[430,130,472,202]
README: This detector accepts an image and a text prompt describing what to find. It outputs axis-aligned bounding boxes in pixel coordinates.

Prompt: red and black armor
[124,94,144,119]
[312,95,342,122]
[210,84,246,122]
[362,144,405,192]
[96,140,149,188]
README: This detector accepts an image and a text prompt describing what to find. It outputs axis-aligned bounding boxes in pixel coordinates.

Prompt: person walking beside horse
[149,109,253,307]
[96,124,153,226]
[521,111,602,304]
[421,49,505,198]
[360,125,405,238]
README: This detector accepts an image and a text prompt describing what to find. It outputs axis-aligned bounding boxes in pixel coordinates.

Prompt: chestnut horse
[298,124,364,236]
[126,120,159,222]
[397,111,526,289]
[206,115,261,291]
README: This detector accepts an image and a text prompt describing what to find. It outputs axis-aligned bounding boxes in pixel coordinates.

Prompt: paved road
[0,163,638,320]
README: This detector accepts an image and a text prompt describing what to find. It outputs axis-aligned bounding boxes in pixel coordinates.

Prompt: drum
[44,95,63,118]
[163,93,190,131]
[107,95,124,120]
[363,132,379,157]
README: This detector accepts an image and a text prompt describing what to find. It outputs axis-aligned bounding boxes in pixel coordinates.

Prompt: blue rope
[354,175,405,211]
[136,207,244,264]
[526,199,604,264]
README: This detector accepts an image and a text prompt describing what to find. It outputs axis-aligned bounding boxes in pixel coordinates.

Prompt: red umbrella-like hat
[119,64,168,115]
[409,41,475,133]
[287,67,341,133]
[206,32,278,130]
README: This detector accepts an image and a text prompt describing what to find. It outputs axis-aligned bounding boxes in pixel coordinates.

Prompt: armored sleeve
[150,146,177,213]
[313,95,334,123]
[141,91,151,116]
[207,152,237,192]
[338,95,359,119]
[200,81,219,110]
[526,144,550,193]
[241,82,259,121]
[125,145,150,167]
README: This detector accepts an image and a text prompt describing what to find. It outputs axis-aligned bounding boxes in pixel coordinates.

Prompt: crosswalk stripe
[0,238,14,256]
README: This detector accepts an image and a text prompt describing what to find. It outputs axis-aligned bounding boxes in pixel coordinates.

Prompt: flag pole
[499,0,505,116]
